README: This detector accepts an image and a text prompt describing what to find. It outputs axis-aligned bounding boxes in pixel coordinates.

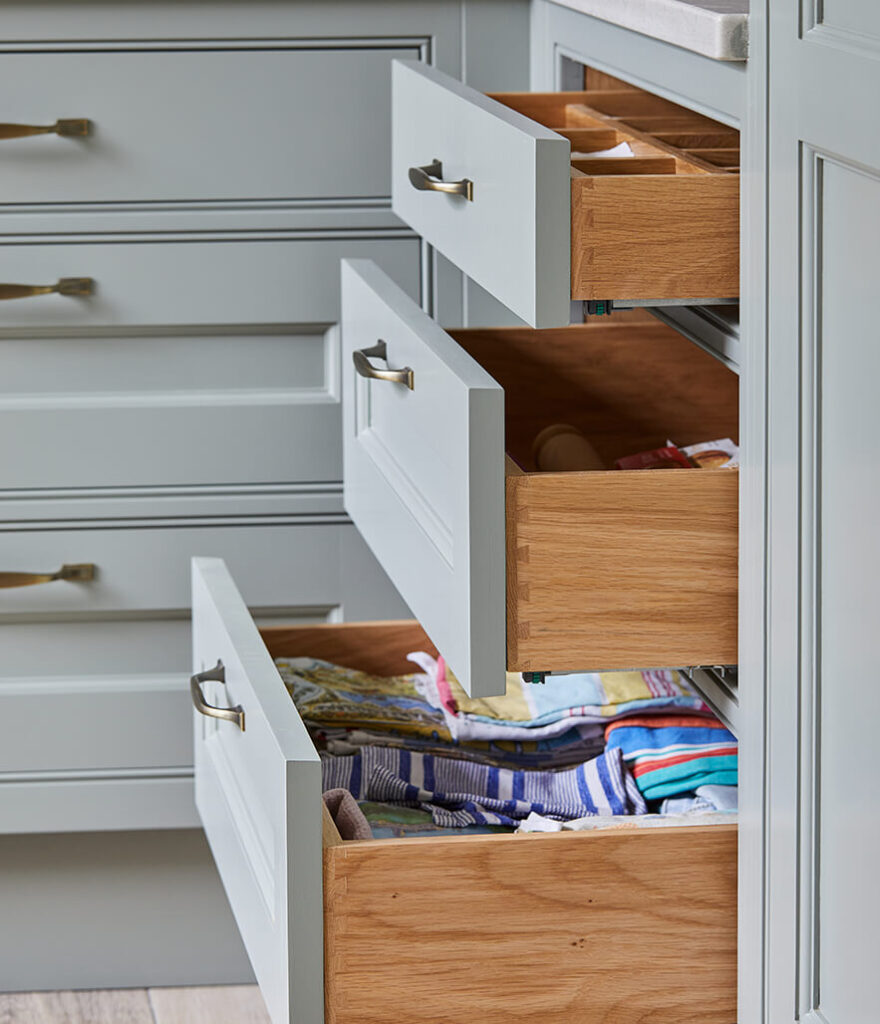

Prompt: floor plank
[149,986,269,1024]
[0,990,154,1024]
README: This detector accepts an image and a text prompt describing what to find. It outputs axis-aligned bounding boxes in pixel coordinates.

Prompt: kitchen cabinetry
[0,0,529,989]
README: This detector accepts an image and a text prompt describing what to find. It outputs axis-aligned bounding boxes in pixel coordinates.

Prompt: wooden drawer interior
[260,620,737,1024]
[490,69,740,302]
[452,310,739,671]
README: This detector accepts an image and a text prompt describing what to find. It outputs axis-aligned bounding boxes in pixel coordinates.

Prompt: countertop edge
[547,0,749,62]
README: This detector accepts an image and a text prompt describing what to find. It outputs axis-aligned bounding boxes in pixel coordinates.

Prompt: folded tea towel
[321,745,646,827]
[604,715,738,800]
[322,788,373,841]
[319,724,606,770]
[408,652,709,743]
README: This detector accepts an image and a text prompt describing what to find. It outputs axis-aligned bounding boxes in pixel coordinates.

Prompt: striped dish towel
[321,745,646,827]
[604,715,738,800]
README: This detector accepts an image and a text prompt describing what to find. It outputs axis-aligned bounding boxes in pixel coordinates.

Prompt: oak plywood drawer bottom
[342,260,738,696]
[192,559,737,1024]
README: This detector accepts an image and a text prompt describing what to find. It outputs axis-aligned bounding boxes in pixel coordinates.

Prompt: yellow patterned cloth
[275,656,452,741]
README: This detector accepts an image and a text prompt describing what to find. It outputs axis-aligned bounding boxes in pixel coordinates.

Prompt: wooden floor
[0,986,269,1024]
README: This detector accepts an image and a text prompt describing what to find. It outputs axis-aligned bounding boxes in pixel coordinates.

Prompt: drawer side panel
[507,468,738,670]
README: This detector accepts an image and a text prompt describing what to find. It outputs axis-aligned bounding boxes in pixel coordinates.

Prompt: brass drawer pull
[0,119,91,140]
[0,278,94,302]
[408,159,474,201]
[353,340,414,390]
[191,661,246,732]
[0,563,96,588]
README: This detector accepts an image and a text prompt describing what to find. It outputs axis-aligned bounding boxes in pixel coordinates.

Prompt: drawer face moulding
[392,60,739,328]
[0,45,419,205]
[0,236,420,490]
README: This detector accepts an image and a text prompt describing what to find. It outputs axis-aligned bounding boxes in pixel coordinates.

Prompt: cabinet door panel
[765,5,880,1022]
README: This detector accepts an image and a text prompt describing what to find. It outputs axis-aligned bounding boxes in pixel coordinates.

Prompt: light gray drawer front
[0,236,420,490]
[0,520,409,833]
[391,60,570,327]
[192,557,322,1024]
[0,521,403,618]
[0,45,418,204]
[342,259,505,697]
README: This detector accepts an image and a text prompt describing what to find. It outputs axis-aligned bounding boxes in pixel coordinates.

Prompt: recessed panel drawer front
[341,262,738,686]
[0,45,418,204]
[341,259,506,697]
[189,594,738,1024]
[391,61,740,328]
[0,236,420,490]
[0,523,409,835]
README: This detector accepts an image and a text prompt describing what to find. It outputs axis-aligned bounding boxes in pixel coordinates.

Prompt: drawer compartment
[0,45,419,204]
[342,260,738,696]
[0,236,420,490]
[191,558,737,1024]
[392,60,739,327]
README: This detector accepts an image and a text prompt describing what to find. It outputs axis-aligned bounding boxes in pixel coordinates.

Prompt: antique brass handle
[0,278,94,301]
[0,119,91,140]
[352,341,414,390]
[408,159,473,201]
[191,661,246,732]
[0,563,96,588]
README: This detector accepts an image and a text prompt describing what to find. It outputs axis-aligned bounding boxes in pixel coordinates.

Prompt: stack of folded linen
[410,653,710,743]
[277,650,735,833]
[275,654,607,770]
[604,714,738,800]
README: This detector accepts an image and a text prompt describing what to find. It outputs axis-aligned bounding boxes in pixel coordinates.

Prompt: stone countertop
[549,0,748,60]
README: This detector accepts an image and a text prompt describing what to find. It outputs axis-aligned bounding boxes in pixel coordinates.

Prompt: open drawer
[192,556,737,1024]
[391,60,739,328]
[342,260,738,697]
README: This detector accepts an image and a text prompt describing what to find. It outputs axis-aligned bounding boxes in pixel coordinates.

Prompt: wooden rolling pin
[532,424,606,472]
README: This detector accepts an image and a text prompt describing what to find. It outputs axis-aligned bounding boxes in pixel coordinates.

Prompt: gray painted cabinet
[761,2,880,1022]
[0,0,531,992]
[4,0,875,1013]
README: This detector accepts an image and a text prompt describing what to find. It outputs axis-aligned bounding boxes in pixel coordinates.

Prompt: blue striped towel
[321,745,646,827]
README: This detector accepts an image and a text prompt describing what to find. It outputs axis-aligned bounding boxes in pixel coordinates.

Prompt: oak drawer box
[0,45,418,205]
[191,558,737,1024]
[392,60,739,328]
[342,260,738,696]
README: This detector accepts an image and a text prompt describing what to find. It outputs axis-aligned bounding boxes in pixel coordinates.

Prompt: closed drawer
[392,60,739,327]
[0,521,406,621]
[191,557,737,1024]
[0,45,419,204]
[0,520,409,833]
[0,236,420,489]
[342,260,738,696]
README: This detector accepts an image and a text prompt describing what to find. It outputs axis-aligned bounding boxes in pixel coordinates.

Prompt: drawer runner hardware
[0,118,91,140]
[0,563,96,588]
[579,297,738,319]
[352,340,414,390]
[190,660,246,732]
[0,278,94,301]
[408,159,474,202]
